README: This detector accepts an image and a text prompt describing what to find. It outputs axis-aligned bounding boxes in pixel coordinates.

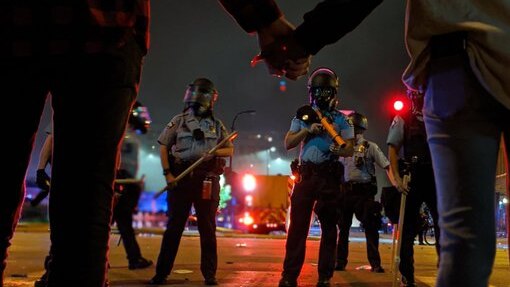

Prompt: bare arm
[37,134,53,169]
[160,145,176,183]
[388,144,409,193]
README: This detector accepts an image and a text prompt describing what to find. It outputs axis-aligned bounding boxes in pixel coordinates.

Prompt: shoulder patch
[347,117,354,127]
[167,122,175,129]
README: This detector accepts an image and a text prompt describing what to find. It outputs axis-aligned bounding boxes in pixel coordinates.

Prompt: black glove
[296,105,320,124]
[36,169,51,191]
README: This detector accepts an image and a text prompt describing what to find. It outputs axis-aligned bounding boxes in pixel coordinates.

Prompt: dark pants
[1,38,142,287]
[424,50,509,286]
[337,182,381,268]
[113,183,143,263]
[282,172,341,281]
[155,172,220,280]
[399,166,440,283]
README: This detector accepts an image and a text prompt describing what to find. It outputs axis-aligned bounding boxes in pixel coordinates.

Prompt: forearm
[387,145,401,185]
[218,0,282,33]
[37,135,53,169]
[285,130,309,150]
[294,0,383,55]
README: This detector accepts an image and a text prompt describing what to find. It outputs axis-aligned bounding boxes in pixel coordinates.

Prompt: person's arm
[160,145,176,184]
[218,0,283,34]
[388,144,409,194]
[37,134,53,169]
[284,123,322,150]
[294,0,384,55]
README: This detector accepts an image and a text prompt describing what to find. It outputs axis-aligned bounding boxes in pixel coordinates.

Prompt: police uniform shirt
[289,110,354,164]
[386,115,405,151]
[119,129,140,178]
[340,135,390,183]
[158,111,231,162]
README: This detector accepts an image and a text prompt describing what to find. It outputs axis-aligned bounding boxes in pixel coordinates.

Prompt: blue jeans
[1,36,142,287]
[424,53,509,287]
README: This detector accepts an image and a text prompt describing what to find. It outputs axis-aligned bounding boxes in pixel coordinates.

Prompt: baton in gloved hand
[153,131,238,199]
[392,173,411,287]
[312,106,346,148]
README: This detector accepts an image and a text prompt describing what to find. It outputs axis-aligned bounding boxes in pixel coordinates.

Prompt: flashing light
[242,212,254,225]
[279,80,287,92]
[245,194,253,207]
[393,100,404,112]
[242,174,256,192]
[290,175,296,181]
[503,198,508,205]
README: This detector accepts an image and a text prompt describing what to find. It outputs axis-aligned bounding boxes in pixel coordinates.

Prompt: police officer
[149,78,233,286]
[387,90,441,287]
[336,112,389,273]
[279,67,354,287]
[112,101,153,271]
[33,102,153,287]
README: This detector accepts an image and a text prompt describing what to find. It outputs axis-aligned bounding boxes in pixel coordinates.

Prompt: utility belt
[343,181,377,196]
[430,32,467,59]
[170,156,225,178]
[292,160,344,180]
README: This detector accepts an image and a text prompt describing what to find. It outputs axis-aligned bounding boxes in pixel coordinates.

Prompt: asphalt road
[3,227,509,287]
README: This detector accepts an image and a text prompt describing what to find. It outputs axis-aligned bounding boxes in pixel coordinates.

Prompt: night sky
[29,1,409,189]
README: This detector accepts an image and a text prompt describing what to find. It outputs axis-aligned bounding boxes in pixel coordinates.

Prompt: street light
[229,110,256,169]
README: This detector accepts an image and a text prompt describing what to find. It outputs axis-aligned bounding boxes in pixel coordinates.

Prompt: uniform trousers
[282,169,342,281]
[337,182,382,269]
[112,182,143,263]
[155,172,220,280]
[399,166,440,283]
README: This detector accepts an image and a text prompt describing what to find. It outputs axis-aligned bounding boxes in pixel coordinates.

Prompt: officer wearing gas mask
[336,112,389,273]
[280,67,354,287]
[33,101,153,287]
[149,78,233,286]
[387,90,440,287]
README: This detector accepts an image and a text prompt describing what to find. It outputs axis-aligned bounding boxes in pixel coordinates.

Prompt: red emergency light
[393,100,404,112]
[242,174,256,192]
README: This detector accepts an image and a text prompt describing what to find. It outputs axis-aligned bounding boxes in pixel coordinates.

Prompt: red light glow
[242,174,256,192]
[393,100,404,111]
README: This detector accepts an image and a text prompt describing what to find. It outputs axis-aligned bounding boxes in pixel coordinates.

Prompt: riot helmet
[348,112,368,132]
[307,67,339,111]
[183,78,218,117]
[129,101,151,134]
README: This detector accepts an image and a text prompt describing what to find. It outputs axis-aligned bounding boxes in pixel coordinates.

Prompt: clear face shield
[129,104,151,134]
[184,85,218,116]
[310,86,338,111]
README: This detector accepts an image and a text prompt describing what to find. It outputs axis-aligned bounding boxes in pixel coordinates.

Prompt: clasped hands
[254,17,311,80]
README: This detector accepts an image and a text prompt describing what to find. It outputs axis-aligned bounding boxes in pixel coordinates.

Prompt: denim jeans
[424,53,509,287]
[2,37,142,287]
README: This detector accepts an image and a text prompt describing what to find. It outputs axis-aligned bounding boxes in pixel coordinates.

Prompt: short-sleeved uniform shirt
[289,110,354,164]
[158,111,232,162]
[386,115,405,152]
[340,135,390,183]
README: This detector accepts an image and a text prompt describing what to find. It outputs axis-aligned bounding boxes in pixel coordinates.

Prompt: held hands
[36,169,51,190]
[253,17,311,80]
